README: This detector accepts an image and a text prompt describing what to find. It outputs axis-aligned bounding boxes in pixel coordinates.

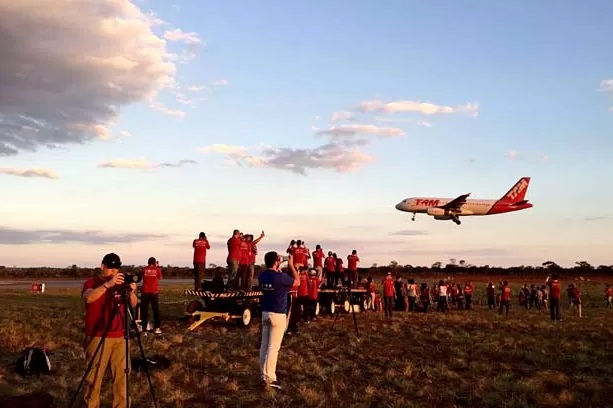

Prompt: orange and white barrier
[31,283,46,293]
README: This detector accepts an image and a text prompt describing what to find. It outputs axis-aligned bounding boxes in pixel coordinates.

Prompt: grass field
[1,276,613,407]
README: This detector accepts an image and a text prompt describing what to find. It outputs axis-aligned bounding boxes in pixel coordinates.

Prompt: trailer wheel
[239,306,252,327]
[343,299,351,313]
[315,301,320,316]
[329,301,336,315]
[186,300,204,314]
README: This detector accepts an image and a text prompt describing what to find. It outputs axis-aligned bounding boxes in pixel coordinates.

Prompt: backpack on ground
[15,347,52,377]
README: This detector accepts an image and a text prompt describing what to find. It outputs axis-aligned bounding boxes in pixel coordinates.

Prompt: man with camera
[81,253,138,408]
[259,251,299,389]
[193,232,210,290]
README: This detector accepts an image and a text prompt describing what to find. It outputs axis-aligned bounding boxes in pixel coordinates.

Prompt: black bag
[131,354,171,372]
[15,347,52,377]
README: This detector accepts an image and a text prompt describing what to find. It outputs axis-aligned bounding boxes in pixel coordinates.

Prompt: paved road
[0,278,194,290]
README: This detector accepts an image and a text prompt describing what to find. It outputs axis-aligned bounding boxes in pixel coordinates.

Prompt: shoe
[268,381,282,389]
[154,328,162,334]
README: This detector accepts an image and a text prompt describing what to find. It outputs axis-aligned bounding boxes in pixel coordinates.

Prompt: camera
[122,272,142,285]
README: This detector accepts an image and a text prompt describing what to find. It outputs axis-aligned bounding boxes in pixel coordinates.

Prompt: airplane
[395,177,533,225]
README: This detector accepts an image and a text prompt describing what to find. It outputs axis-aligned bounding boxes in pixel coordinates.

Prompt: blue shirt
[259,269,295,313]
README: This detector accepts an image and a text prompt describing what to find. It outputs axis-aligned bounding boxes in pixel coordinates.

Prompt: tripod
[331,284,360,338]
[68,287,159,408]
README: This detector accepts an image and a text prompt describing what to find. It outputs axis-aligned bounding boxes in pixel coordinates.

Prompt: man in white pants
[258,251,299,389]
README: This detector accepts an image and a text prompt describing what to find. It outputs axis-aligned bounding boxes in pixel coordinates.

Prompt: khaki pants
[84,336,130,408]
[259,312,286,383]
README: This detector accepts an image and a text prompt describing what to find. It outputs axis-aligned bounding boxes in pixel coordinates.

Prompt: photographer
[193,232,210,290]
[140,256,162,334]
[546,273,562,321]
[81,253,138,408]
[259,251,299,389]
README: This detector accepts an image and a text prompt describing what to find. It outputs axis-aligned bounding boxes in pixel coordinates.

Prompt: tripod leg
[68,301,119,408]
[349,289,360,338]
[127,303,159,408]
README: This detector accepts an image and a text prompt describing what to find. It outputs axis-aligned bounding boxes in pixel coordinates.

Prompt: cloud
[210,79,229,86]
[98,158,197,169]
[388,230,430,236]
[584,215,611,222]
[0,0,199,157]
[358,100,479,116]
[505,151,549,162]
[0,167,58,179]
[0,226,166,245]
[119,130,132,137]
[199,142,373,175]
[163,28,201,45]
[187,85,207,92]
[314,124,406,139]
[375,116,433,127]
[331,111,355,123]
[599,79,613,110]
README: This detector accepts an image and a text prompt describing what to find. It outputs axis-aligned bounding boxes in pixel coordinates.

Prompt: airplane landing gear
[451,215,461,225]
[411,213,416,221]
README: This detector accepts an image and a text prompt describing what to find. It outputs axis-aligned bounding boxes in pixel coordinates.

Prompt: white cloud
[375,116,433,127]
[505,151,549,162]
[119,130,132,137]
[210,79,229,86]
[149,101,186,117]
[0,0,199,156]
[98,158,197,169]
[359,100,479,117]
[199,141,373,175]
[187,85,207,92]
[599,79,613,111]
[0,167,58,179]
[330,111,354,123]
[314,124,406,138]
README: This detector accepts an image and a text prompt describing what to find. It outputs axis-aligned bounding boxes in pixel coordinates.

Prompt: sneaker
[268,381,282,390]
[154,328,162,334]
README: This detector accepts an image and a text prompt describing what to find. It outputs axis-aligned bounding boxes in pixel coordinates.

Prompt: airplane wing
[439,193,470,211]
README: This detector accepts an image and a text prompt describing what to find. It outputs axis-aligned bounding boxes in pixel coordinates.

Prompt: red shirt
[313,250,325,268]
[298,271,309,297]
[501,285,511,301]
[464,284,473,295]
[227,236,242,261]
[347,254,359,270]
[383,278,395,297]
[239,241,250,265]
[82,277,125,338]
[141,266,161,294]
[293,247,308,265]
[368,282,376,294]
[336,258,344,273]
[606,288,613,297]
[307,276,320,300]
[325,256,335,271]
[548,279,561,299]
[193,238,210,264]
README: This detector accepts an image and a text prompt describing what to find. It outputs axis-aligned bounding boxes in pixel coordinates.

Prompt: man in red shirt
[312,245,325,280]
[297,266,310,323]
[347,250,360,288]
[605,284,613,308]
[464,282,473,309]
[498,280,511,316]
[334,254,344,287]
[243,233,264,291]
[324,251,335,288]
[81,253,138,408]
[306,269,321,321]
[382,272,396,319]
[140,257,162,334]
[192,232,210,290]
[292,240,309,271]
[546,273,562,321]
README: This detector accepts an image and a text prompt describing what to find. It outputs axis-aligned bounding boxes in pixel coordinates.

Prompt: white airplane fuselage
[396,197,499,217]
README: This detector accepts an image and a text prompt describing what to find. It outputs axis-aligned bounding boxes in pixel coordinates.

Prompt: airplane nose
[395,202,403,211]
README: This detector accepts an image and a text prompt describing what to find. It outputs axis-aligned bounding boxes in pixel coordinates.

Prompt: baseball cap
[101,253,122,269]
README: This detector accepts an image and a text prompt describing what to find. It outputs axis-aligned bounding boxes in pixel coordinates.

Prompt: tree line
[0,260,611,280]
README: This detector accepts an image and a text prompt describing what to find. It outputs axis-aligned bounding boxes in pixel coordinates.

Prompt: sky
[0,0,612,269]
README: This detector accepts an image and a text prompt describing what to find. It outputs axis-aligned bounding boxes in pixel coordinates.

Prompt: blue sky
[0,0,612,268]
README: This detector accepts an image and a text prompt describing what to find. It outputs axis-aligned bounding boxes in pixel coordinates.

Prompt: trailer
[184,289,262,331]
[317,288,369,315]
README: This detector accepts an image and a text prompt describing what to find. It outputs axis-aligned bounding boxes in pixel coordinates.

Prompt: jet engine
[427,207,446,216]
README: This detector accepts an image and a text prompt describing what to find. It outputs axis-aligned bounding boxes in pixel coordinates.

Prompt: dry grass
[1,278,613,407]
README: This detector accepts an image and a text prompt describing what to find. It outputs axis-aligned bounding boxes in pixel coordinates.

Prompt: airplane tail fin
[500,177,531,202]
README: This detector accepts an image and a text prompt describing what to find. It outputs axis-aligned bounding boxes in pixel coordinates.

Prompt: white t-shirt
[438,285,447,296]
[407,284,417,297]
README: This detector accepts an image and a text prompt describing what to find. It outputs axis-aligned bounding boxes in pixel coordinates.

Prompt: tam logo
[507,179,528,200]
[415,199,440,207]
